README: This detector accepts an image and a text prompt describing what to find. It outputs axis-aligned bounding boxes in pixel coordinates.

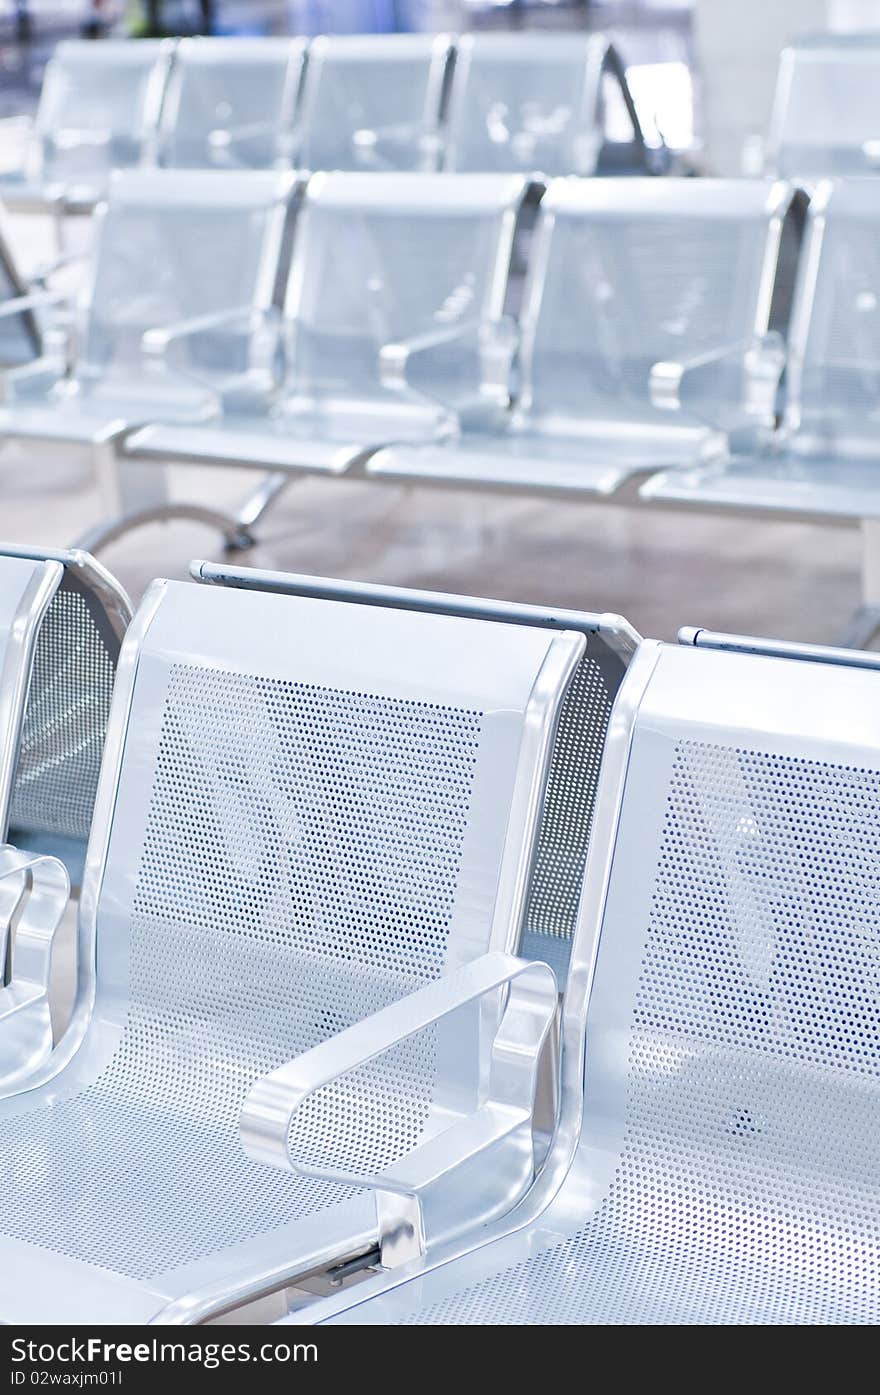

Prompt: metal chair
[0,169,297,550]
[369,178,789,498]
[294,33,451,173]
[642,179,880,645]
[124,172,527,542]
[443,33,646,176]
[766,33,880,180]
[0,546,131,886]
[294,628,880,1326]
[156,37,306,172]
[0,566,634,1322]
[0,40,174,215]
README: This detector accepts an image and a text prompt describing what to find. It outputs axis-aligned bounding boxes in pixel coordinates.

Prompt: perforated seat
[126,172,526,481]
[372,178,790,497]
[0,41,173,212]
[443,33,643,176]
[294,34,451,173]
[302,635,880,1327]
[767,34,880,179]
[643,180,880,518]
[0,547,131,882]
[0,574,618,1323]
[156,37,306,171]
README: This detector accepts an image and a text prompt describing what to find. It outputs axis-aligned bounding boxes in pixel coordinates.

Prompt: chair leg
[234,470,292,536]
[75,503,256,556]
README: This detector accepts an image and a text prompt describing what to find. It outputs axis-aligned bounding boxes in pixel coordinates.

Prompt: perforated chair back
[519,178,786,432]
[785,179,880,451]
[0,577,584,1320]
[444,33,625,176]
[0,547,131,876]
[76,169,294,407]
[321,637,880,1325]
[30,40,173,192]
[157,37,306,171]
[282,171,525,422]
[193,563,641,984]
[0,211,39,367]
[768,35,880,178]
[295,34,451,173]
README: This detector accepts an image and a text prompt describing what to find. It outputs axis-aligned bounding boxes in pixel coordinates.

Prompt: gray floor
[0,436,861,644]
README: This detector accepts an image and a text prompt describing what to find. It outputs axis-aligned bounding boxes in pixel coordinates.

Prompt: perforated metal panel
[9,584,116,844]
[411,740,880,1325]
[0,663,482,1279]
[526,191,772,426]
[524,654,613,948]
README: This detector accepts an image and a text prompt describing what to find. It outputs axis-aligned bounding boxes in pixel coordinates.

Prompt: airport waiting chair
[0,169,296,545]
[369,178,789,499]
[642,179,880,638]
[443,33,646,177]
[0,568,635,1323]
[0,546,131,886]
[293,34,451,173]
[155,37,306,172]
[766,33,880,179]
[124,172,527,542]
[0,41,174,215]
[291,627,880,1327]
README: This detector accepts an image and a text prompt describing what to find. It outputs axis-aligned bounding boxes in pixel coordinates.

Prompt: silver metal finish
[371,178,792,496]
[192,562,640,979]
[767,34,880,179]
[0,847,69,1090]
[241,952,558,1265]
[0,40,174,213]
[443,33,640,176]
[125,172,527,519]
[679,624,880,672]
[0,576,585,1323]
[303,638,880,1326]
[156,38,306,172]
[294,34,452,173]
[0,546,131,882]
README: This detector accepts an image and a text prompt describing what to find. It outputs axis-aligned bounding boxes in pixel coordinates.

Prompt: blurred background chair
[155,35,306,171]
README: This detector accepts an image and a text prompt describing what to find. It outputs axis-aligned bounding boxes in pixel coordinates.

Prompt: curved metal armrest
[0,846,69,1093]
[242,951,557,1264]
[142,305,278,358]
[0,289,68,321]
[650,332,785,429]
[380,316,517,412]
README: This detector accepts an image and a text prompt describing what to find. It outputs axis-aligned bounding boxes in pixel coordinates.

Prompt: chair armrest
[241,950,557,1264]
[0,846,69,1092]
[650,332,785,430]
[380,316,517,414]
[0,289,68,321]
[208,120,279,150]
[142,305,276,358]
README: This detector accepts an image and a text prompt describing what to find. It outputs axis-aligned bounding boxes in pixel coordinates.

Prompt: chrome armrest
[650,332,785,430]
[241,950,557,1266]
[0,289,68,321]
[380,316,517,416]
[208,120,279,150]
[142,305,277,358]
[0,846,69,1092]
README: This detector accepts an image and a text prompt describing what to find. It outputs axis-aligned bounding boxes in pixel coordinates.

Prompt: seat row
[0,543,876,1324]
[4,169,880,589]
[0,31,648,215]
